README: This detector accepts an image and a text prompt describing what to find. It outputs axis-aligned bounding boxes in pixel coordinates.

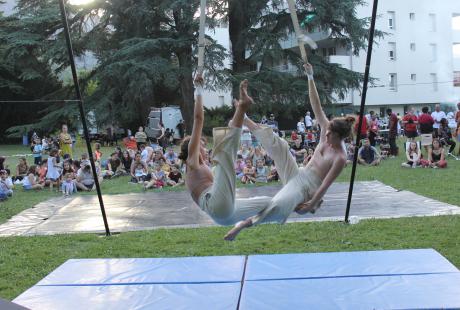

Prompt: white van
[145,106,184,140]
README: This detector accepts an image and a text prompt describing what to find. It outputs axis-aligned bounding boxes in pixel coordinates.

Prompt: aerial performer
[224,63,355,240]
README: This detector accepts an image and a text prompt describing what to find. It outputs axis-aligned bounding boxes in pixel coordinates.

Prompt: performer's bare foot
[224,219,253,241]
[239,80,254,110]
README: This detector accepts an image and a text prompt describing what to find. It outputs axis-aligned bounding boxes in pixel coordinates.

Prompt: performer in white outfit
[224,64,355,240]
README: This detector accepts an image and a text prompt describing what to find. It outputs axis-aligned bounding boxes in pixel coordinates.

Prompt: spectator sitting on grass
[250,146,266,166]
[94,142,103,162]
[130,152,149,183]
[255,159,268,183]
[152,150,164,166]
[267,166,279,182]
[106,152,124,178]
[427,138,447,168]
[235,154,246,179]
[15,157,29,182]
[165,147,178,165]
[62,172,76,196]
[291,130,298,142]
[402,141,421,168]
[159,158,170,173]
[76,160,96,191]
[237,145,251,160]
[303,148,314,167]
[0,169,13,197]
[121,150,132,173]
[357,138,381,166]
[144,163,166,190]
[241,159,256,184]
[23,165,44,190]
[290,138,307,163]
[167,164,184,187]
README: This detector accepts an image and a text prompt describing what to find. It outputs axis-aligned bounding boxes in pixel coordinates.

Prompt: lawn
[1,140,459,224]
[1,141,460,301]
[1,215,459,300]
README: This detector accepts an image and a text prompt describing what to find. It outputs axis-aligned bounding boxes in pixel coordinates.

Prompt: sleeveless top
[432,150,441,162]
[186,164,213,203]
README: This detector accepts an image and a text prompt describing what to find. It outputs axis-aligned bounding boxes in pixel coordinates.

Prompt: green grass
[1,139,459,225]
[1,141,460,301]
[1,215,459,300]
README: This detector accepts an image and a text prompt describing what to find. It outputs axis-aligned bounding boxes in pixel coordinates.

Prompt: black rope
[344,0,379,223]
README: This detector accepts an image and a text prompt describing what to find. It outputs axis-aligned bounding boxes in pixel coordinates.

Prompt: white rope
[286,0,311,63]
[197,0,207,75]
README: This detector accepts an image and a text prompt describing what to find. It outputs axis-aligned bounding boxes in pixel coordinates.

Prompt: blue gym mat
[13,249,460,309]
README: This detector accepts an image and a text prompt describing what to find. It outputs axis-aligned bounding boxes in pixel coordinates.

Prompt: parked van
[145,106,184,140]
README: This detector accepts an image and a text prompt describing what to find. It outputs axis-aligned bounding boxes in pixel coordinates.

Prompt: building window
[454,71,460,87]
[328,47,336,56]
[429,13,436,31]
[453,14,460,30]
[453,43,460,58]
[430,44,437,62]
[410,43,416,51]
[389,73,397,91]
[411,74,417,82]
[388,11,396,29]
[430,73,438,91]
[410,13,415,20]
[218,96,225,106]
[388,42,396,60]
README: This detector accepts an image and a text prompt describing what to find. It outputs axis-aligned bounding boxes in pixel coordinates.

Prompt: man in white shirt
[431,104,446,133]
[304,111,313,129]
[297,116,306,134]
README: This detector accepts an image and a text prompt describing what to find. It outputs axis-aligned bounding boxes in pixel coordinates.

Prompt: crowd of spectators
[1,103,460,201]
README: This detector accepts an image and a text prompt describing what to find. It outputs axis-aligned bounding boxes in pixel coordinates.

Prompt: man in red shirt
[418,106,435,152]
[386,108,399,157]
[354,112,369,140]
[402,108,418,141]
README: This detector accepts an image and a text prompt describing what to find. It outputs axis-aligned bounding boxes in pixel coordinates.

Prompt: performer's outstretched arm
[187,74,205,168]
[304,63,328,139]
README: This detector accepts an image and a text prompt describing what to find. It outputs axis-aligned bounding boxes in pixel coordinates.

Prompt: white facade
[0,0,16,15]
[202,25,233,109]
[337,0,460,115]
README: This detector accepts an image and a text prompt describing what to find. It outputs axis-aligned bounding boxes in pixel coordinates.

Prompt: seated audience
[357,138,381,166]
[402,141,422,168]
[255,159,268,183]
[23,165,44,190]
[427,138,447,168]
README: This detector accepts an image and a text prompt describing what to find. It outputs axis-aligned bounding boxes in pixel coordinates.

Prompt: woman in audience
[23,165,44,190]
[251,146,266,166]
[427,138,447,168]
[234,154,246,179]
[59,124,73,157]
[121,150,133,173]
[15,157,29,181]
[401,141,421,168]
[167,164,184,187]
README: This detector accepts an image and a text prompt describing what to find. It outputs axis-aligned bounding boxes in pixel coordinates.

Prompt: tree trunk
[228,0,251,97]
[177,49,195,135]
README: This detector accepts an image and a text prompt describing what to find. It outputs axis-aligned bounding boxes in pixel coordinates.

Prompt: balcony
[327,55,351,70]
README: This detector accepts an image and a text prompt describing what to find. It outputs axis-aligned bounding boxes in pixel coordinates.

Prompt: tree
[0,4,62,141]
[217,0,383,113]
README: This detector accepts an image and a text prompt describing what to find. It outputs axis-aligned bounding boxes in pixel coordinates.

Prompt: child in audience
[62,173,76,196]
[241,159,256,184]
[402,141,421,168]
[167,164,184,187]
[255,159,268,183]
